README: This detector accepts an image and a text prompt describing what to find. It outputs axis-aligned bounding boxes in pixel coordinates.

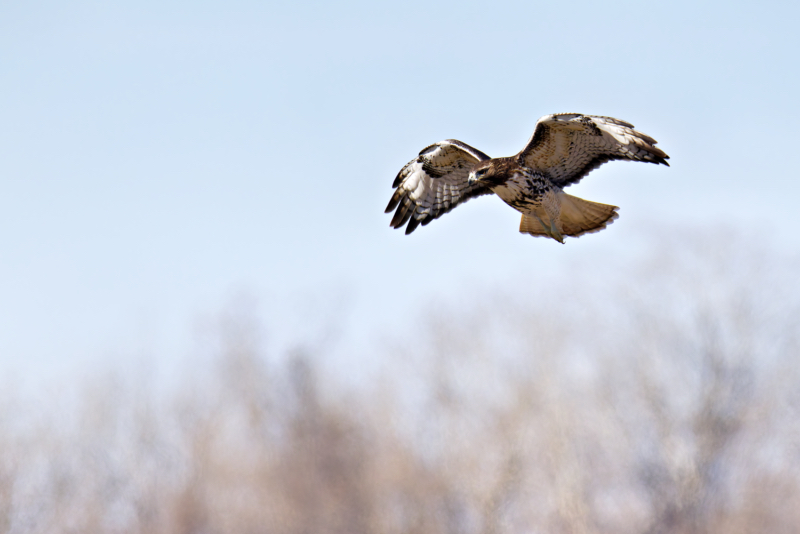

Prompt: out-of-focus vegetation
[2,232,799,534]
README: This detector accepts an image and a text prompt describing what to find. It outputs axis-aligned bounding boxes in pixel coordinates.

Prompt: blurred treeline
[2,232,799,534]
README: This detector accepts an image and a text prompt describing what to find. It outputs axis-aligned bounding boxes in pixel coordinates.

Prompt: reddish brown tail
[519,193,619,239]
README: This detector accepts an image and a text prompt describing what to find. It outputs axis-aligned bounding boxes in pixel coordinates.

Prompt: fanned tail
[519,193,619,240]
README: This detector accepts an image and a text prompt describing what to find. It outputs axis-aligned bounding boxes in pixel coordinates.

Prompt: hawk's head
[468,159,512,186]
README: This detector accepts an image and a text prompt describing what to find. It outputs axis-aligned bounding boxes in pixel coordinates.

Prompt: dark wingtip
[390,202,414,229]
[392,164,410,188]
[405,216,421,235]
[385,193,401,214]
[648,155,670,167]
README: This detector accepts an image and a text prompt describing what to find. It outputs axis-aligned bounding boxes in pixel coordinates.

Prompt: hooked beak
[467,171,478,185]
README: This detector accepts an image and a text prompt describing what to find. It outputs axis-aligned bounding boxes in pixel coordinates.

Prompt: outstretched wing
[385,140,492,234]
[518,113,669,188]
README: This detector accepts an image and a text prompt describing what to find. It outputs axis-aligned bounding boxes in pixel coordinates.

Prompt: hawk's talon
[549,219,565,244]
[533,214,565,244]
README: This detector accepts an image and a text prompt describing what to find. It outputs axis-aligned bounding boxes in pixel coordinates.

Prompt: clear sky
[1,0,799,374]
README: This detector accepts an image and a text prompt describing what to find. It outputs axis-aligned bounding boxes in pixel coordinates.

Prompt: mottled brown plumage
[385,113,669,243]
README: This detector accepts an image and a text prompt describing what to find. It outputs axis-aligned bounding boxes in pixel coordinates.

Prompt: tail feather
[519,193,619,240]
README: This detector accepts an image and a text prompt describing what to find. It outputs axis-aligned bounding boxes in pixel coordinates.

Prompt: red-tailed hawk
[385,113,669,243]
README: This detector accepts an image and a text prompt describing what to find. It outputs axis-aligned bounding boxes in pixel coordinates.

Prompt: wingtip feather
[405,216,421,235]
[385,190,402,213]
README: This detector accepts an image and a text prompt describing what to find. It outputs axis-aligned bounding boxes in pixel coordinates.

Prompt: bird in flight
[385,113,669,243]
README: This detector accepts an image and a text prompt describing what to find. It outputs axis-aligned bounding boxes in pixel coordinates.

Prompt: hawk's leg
[533,214,565,244]
[549,219,565,244]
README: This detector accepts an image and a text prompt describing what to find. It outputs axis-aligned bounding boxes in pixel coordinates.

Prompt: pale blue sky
[1,0,799,372]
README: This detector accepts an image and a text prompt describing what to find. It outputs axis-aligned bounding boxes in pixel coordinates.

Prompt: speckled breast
[491,169,551,213]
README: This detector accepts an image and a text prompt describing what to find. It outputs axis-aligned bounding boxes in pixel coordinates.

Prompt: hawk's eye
[476,169,487,176]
